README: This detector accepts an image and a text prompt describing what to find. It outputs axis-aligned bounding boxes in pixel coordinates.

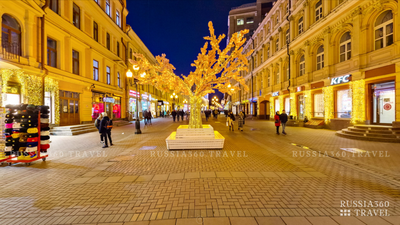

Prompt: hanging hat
[27,133,39,138]
[5,128,13,134]
[5,146,13,152]
[25,147,37,153]
[26,142,38,147]
[6,137,13,142]
[40,123,49,129]
[11,133,21,139]
[5,123,13,129]
[40,144,50,150]
[41,131,50,136]
[40,136,50,140]
[27,137,38,142]
[19,147,27,152]
[40,114,49,118]
[5,113,13,118]
[5,118,13,123]
[41,118,49,124]
[40,140,50,145]
[27,128,38,134]
[41,126,50,131]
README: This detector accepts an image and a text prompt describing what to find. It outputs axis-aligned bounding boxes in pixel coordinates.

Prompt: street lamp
[170,92,178,110]
[126,66,145,134]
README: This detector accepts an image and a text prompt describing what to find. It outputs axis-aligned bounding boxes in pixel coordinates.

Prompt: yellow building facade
[0,0,181,126]
[232,0,400,128]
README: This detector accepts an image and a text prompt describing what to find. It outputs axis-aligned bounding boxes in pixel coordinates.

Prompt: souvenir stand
[5,104,50,166]
[0,106,11,164]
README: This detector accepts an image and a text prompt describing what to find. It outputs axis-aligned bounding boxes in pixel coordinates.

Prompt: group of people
[94,112,113,148]
[160,110,170,118]
[204,109,221,121]
[274,110,288,135]
[226,111,245,131]
[171,109,189,122]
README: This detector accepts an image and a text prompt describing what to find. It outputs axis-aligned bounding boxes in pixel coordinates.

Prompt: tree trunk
[188,96,203,128]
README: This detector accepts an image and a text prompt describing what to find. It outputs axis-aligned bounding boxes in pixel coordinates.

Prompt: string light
[323,86,334,124]
[290,92,297,118]
[351,80,365,124]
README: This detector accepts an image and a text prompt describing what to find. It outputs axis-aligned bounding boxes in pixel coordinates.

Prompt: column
[304,41,311,82]
[303,1,310,31]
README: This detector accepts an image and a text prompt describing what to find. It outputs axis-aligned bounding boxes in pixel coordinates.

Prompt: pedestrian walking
[274,111,281,135]
[242,111,246,124]
[180,110,184,121]
[172,110,177,122]
[99,112,113,148]
[238,111,245,131]
[205,110,210,121]
[145,109,152,125]
[279,109,288,135]
[227,112,235,131]
[94,113,104,144]
[214,109,219,119]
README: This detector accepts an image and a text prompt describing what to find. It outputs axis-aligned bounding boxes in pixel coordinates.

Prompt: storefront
[129,90,139,120]
[284,97,290,114]
[294,86,305,120]
[313,93,324,117]
[91,92,121,121]
[3,83,20,106]
[272,92,279,113]
[150,95,157,118]
[331,75,352,119]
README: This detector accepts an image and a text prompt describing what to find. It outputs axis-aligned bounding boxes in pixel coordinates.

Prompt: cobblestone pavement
[0,116,400,225]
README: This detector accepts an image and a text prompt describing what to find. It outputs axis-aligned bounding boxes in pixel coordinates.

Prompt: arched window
[275,67,280,84]
[299,55,305,76]
[375,10,393,50]
[316,45,324,70]
[315,0,323,22]
[340,32,351,62]
[2,14,21,55]
[298,17,303,35]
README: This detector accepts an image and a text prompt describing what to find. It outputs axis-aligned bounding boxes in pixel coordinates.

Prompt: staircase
[50,120,132,136]
[336,125,400,142]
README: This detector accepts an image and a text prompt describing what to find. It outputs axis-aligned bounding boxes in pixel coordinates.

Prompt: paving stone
[230,172,247,178]
[86,177,107,184]
[176,218,202,225]
[307,172,327,178]
[245,172,264,177]
[149,219,176,225]
[152,174,169,181]
[201,172,216,178]
[103,176,123,183]
[229,217,258,225]
[136,175,154,182]
[356,217,392,225]
[293,172,314,178]
[282,217,312,225]
[255,217,286,225]
[216,172,232,178]
[261,172,279,178]
[204,217,230,225]
[70,177,91,184]
[119,176,138,183]
[185,172,200,179]
[330,216,365,225]
[168,173,184,180]
[306,217,339,225]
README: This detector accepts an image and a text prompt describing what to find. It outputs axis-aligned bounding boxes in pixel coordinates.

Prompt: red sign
[383,103,392,111]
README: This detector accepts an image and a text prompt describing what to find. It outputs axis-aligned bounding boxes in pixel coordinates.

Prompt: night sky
[126,0,254,103]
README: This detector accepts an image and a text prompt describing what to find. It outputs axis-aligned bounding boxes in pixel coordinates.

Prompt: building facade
[231,0,400,127]
[0,0,182,126]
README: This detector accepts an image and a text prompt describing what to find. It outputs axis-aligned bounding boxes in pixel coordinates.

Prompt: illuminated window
[375,10,393,50]
[246,17,254,24]
[339,32,351,62]
[299,55,305,76]
[237,19,244,25]
[1,14,21,56]
[106,66,111,85]
[106,0,111,16]
[116,10,120,27]
[316,45,324,70]
[93,60,99,81]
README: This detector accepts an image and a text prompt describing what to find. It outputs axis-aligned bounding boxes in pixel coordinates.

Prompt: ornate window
[316,45,324,70]
[298,17,303,35]
[339,32,351,62]
[1,14,21,55]
[299,55,305,76]
[315,0,323,22]
[375,10,393,50]
[275,67,280,85]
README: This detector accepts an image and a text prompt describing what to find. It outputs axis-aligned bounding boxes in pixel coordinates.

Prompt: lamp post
[170,92,178,110]
[126,66,146,134]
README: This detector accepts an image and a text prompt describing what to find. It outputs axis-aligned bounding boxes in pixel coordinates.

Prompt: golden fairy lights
[304,90,312,120]
[351,80,365,124]
[129,21,252,128]
[323,86,334,124]
[290,93,297,118]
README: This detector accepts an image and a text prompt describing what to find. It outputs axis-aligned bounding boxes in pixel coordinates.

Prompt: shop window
[73,3,80,29]
[49,0,58,14]
[375,10,393,50]
[1,14,21,56]
[106,0,111,16]
[337,89,352,118]
[316,45,324,70]
[285,98,290,114]
[299,55,305,76]
[47,37,57,68]
[275,99,280,113]
[298,17,303,35]
[106,33,110,50]
[237,19,244,26]
[106,66,111,84]
[93,60,99,81]
[247,17,254,24]
[116,10,120,27]
[314,93,324,117]
[72,50,79,75]
[339,32,351,62]
[93,21,98,42]
[315,0,323,22]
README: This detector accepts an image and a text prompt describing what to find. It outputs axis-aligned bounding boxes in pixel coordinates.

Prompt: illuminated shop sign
[129,90,140,97]
[272,92,279,97]
[103,97,115,103]
[142,94,148,99]
[331,74,351,85]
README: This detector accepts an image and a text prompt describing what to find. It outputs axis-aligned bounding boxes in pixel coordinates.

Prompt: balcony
[1,42,20,63]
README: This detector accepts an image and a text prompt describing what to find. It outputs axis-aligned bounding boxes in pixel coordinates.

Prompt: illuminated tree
[129,21,252,128]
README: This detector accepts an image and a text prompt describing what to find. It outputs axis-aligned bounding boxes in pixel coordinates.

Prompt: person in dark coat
[171,110,177,122]
[274,111,281,135]
[205,110,210,121]
[95,114,104,144]
[99,112,113,148]
[180,110,184,121]
[279,110,288,135]
[145,109,152,125]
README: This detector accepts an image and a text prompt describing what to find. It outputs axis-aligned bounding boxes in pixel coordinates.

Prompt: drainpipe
[41,1,49,105]
[286,1,292,97]
[250,35,255,116]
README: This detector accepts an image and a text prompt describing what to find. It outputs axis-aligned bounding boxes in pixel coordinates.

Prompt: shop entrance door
[298,95,305,120]
[60,91,80,126]
[372,81,395,124]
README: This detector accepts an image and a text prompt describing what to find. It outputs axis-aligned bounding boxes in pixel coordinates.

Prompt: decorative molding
[304,40,310,46]
[351,6,363,17]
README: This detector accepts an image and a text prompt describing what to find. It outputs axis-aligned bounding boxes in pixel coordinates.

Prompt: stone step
[51,124,95,131]
[354,125,400,131]
[50,127,98,136]
[336,131,400,143]
[342,129,399,138]
[348,127,400,134]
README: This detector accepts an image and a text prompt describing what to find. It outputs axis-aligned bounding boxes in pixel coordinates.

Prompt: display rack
[7,106,49,166]
[0,106,13,164]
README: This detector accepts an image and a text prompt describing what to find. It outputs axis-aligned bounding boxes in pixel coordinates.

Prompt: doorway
[372,81,395,124]
[59,90,80,126]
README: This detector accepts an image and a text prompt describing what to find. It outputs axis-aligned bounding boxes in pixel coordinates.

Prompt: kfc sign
[331,75,351,85]
[272,92,279,97]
